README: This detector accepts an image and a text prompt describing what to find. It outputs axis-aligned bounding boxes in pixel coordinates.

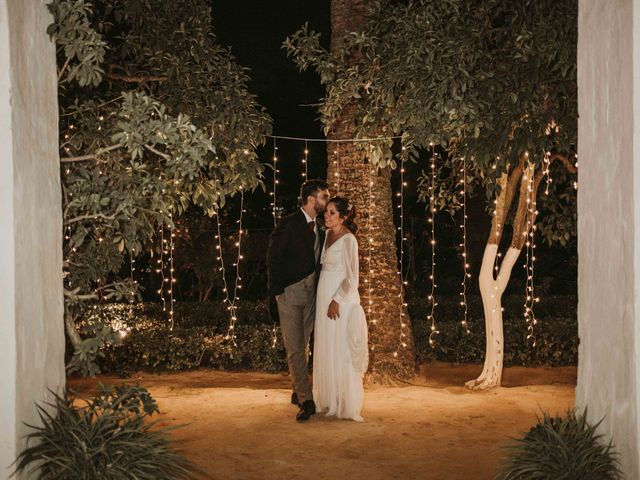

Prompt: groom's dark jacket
[267,209,324,297]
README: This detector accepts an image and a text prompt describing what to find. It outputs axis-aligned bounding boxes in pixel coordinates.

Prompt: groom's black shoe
[291,392,300,406]
[296,400,316,422]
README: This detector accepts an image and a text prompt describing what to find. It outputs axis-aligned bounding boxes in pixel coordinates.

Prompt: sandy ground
[68,363,576,480]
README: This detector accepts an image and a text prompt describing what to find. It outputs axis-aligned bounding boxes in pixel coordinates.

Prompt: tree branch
[510,162,536,250]
[106,64,167,84]
[144,144,172,161]
[61,144,123,163]
[58,56,72,82]
[64,213,117,225]
[549,152,577,173]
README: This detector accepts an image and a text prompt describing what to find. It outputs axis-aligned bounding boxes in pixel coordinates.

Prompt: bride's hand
[327,300,340,320]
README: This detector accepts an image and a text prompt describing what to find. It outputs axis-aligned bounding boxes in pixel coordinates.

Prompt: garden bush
[13,384,199,479]
[83,295,577,375]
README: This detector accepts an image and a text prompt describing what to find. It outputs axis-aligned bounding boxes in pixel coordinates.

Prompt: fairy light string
[394,147,409,357]
[302,140,309,180]
[168,212,175,330]
[271,138,278,227]
[543,150,552,195]
[156,225,168,314]
[333,142,341,194]
[222,191,246,346]
[492,158,503,276]
[366,162,376,337]
[269,138,279,347]
[459,156,471,333]
[427,144,439,347]
[523,158,538,346]
[214,209,238,347]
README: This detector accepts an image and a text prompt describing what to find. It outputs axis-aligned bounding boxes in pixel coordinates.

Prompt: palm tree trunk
[329,0,415,383]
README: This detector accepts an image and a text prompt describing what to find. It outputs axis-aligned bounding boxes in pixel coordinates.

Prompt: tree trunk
[330,0,415,383]
[65,310,81,348]
[466,157,564,390]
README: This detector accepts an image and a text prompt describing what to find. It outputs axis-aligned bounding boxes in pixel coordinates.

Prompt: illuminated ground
[69,363,576,480]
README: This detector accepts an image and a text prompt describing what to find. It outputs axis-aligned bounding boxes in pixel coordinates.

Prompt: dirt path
[69,363,576,480]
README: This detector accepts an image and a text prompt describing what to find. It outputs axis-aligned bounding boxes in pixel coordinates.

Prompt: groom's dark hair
[300,179,329,205]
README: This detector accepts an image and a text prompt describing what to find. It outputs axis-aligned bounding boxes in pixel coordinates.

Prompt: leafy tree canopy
[49,0,271,374]
[285,0,577,245]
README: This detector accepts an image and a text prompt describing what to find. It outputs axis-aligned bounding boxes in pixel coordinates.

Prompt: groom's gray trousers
[277,272,317,404]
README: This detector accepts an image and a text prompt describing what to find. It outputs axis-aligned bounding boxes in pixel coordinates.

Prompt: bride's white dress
[313,232,369,421]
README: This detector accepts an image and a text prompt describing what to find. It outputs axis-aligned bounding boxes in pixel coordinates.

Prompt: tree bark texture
[330,0,415,383]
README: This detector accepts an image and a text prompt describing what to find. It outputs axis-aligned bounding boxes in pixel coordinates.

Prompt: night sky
[213,1,331,207]
[208,2,577,297]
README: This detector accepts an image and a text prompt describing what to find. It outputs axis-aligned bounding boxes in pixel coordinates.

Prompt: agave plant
[13,384,202,479]
[498,409,621,480]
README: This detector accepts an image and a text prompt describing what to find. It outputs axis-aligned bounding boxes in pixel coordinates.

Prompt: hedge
[82,295,577,375]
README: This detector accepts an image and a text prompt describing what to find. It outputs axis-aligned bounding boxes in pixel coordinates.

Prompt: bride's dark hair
[329,196,358,234]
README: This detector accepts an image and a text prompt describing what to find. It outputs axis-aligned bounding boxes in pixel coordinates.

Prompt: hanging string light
[228,191,246,345]
[129,250,137,304]
[459,157,471,333]
[492,157,503,276]
[333,142,341,194]
[366,156,377,354]
[523,159,538,346]
[366,163,375,324]
[210,192,247,347]
[214,210,238,346]
[168,212,176,330]
[271,138,278,227]
[394,148,409,357]
[302,140,309,180]
[156,224,167,313]
[427,144,439,347]
[269,138,279,347]
[543,150,552,195]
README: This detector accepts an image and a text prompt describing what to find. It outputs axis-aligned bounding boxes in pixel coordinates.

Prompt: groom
[267,179,330,422]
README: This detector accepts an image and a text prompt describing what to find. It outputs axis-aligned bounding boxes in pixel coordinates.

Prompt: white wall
[577,1,640,478]
[0,1,65,477]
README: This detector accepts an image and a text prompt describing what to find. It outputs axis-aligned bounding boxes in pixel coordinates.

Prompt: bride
[313,196,369,421]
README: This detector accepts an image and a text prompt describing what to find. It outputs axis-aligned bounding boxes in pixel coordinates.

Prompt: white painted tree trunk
[465,243,522,390]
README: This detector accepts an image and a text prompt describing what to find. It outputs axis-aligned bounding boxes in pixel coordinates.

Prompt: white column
[577,1,640,478]
[0,1,65,477]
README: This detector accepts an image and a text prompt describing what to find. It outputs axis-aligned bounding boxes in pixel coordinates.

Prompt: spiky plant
[13,384,202,479]
[498,409,621,480]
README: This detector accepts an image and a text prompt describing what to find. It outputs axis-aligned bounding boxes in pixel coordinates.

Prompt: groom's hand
[327,300,340,320]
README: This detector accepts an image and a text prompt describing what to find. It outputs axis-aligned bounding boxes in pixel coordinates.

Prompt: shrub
[498,409,621,480]
[98,324,288,374]
[408,295,577,366]
[13,384,200,479]
[84,295,576,374]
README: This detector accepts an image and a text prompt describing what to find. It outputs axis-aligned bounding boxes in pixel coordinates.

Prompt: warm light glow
[394,149,409,358]
[215,192,246,348]
[427,145,438,347]
[459,157,470,333]
[523,160,538,346]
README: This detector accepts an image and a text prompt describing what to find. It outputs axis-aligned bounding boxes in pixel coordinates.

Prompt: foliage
[13,384,200,479]
[409,295,578,366]
[100,325,287,374]
[284,0,577,245]
[81,297,577,374]
[47,0,271,374]
[498,410,621,480]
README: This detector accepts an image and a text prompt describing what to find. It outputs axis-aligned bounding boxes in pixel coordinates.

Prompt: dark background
[135,1,577,304]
